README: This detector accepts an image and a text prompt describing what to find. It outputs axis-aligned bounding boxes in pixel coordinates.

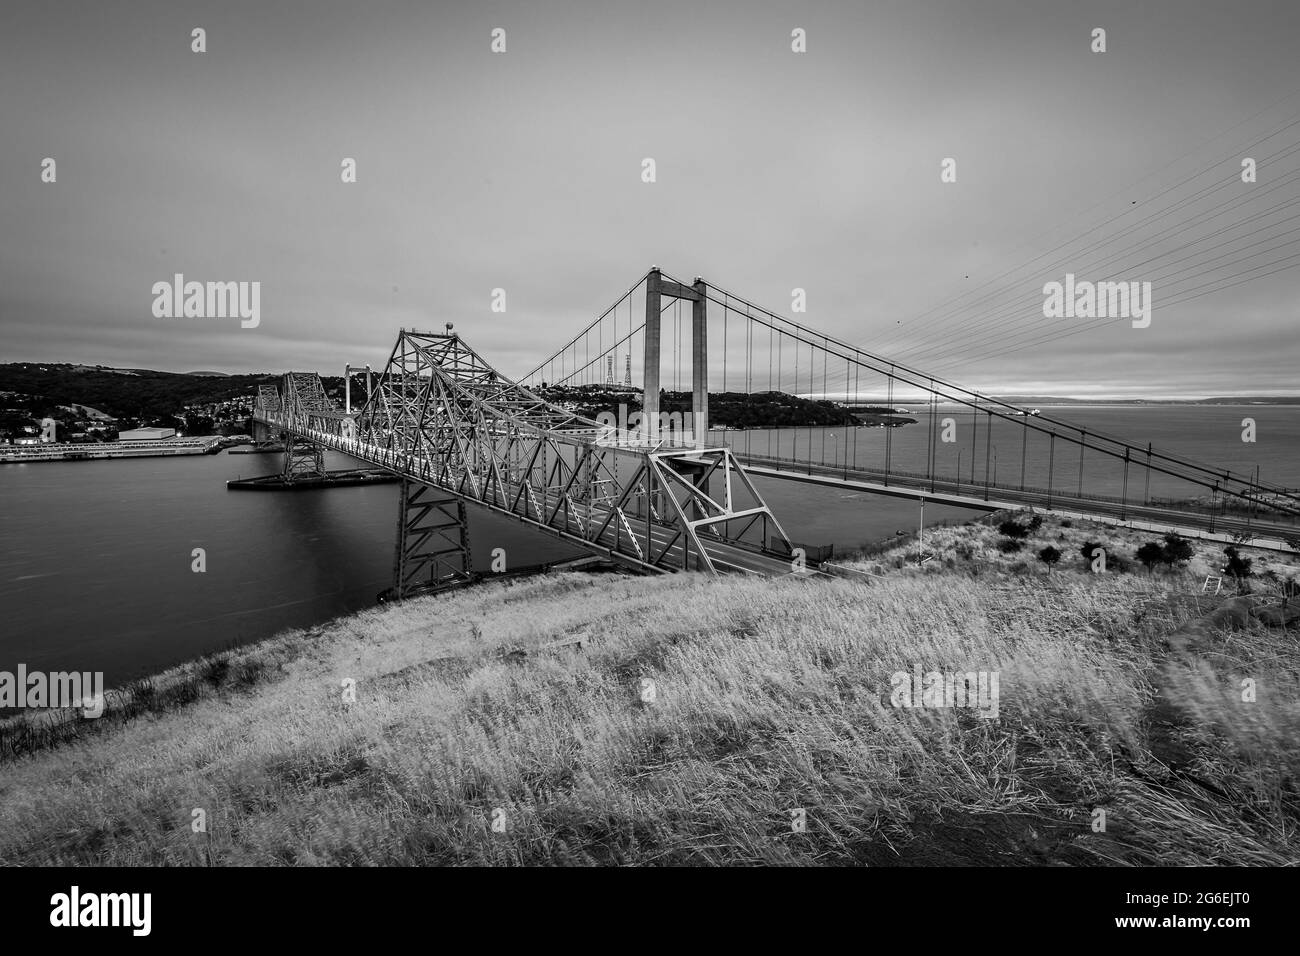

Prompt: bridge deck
[256,416,800,577]
[741,455,1300,548]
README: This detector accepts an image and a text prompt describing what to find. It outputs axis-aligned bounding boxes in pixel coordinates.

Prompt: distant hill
[0,363,279,419]
[185,371,232,378]
[58,403,115,421]
[70,364,139,376]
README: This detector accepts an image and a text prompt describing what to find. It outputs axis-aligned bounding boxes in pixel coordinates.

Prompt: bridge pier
[282,434,326,482]
[391,479,473,599]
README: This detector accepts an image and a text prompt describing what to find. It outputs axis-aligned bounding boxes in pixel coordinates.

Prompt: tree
[1136,542,1164,572]
[1222,546,1253,583]
[186,413,215,436]
[1038,546,1061,571]
[1160,533,1195,566]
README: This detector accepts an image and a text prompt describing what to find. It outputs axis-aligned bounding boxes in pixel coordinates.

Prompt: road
[740,454,1300,545]
[260,420,799,576]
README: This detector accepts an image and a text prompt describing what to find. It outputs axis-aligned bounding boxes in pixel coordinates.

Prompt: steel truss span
[254,331,796,577]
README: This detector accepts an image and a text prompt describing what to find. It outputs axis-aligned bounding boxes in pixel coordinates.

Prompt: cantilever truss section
[256,384,281,415]
[259,331,795,576]
[276,373,332,481]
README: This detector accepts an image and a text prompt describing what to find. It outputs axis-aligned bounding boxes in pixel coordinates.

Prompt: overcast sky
[3,0,1298,398]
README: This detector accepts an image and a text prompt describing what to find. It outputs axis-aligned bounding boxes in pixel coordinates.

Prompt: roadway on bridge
[741,455,1300,545]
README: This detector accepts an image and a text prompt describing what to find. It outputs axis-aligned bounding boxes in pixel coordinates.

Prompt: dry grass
[1,519,1297,866]
[840,509,1300,583]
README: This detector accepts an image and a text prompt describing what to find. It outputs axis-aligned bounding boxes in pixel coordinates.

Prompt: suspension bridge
[249,266,1300,599]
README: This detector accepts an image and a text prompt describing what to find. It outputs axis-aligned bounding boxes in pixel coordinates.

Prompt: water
[0,449,583,685]
[2,406,1297,686]
[716,404,1300,500]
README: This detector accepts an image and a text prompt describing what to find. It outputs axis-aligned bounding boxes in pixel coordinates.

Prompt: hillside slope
[1,535,1297,865]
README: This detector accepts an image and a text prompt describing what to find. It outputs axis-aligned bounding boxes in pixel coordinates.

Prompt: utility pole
[918,495,925,561]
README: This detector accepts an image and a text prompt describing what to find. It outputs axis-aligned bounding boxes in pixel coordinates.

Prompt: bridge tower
[344,364,373,414]
[643,267,708,444]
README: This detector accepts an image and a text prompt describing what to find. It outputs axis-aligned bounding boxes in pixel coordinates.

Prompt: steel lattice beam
[252,331,795,576]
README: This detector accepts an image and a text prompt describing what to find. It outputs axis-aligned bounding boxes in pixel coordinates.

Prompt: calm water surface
[2,406,1296,685]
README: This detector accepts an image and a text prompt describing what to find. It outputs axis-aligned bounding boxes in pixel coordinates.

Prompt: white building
[119,427,176,441]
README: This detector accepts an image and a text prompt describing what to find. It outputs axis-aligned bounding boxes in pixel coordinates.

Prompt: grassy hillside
[1,517,1297,866]
[0,363,278,419]
[841,511,1300,583]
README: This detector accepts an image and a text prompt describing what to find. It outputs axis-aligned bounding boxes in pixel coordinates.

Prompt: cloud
[2,0,1298,398]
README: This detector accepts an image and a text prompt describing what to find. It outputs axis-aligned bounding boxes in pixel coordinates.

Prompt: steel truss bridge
[253,326,797,596]
[252,267,1300,598]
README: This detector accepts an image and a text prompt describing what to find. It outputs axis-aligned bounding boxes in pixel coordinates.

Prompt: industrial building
[118,426,176,441]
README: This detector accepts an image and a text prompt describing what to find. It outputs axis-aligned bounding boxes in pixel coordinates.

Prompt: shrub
[1080,541,1105,563]
[998,520,1030,540]
[997,538,1025,554]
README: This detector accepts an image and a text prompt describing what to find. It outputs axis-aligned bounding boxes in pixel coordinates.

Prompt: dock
[226,468,400,490]
[0,438,222,463]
